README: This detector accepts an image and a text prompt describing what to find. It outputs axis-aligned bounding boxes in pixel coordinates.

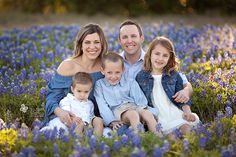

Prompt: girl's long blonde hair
[144,36,179,74]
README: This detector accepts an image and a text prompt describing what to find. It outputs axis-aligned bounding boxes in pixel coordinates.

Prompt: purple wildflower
[172,128,183,139]
[152,147,163,157]
[89,135,97,150]
[18,146,36,157]
[120,135,129,146]
[183,138,190,153]
[215,111,224,121]
[131,147,146,157]
[53,143,60,157]
[216,121,224,138]
[225,106,233,118]
[198,136,207,148]
[131,134,141,148]
[112,140,122,152]
[156,123,163,133]
[161,140,170,153]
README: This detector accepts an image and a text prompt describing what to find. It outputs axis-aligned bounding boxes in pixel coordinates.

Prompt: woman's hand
[71,116,83,125]
[54,107,76,127]
[109,121,124,130]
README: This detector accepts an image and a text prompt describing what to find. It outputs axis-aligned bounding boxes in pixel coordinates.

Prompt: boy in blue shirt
[94,52,161,136]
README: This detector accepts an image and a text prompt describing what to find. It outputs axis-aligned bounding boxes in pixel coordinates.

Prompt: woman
[43,23,107,136]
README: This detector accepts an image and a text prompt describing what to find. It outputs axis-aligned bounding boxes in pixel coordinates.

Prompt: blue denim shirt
[136,70,192,109]
[43,71,104,126]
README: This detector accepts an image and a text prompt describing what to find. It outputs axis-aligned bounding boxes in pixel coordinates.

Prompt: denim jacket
[43,71,104,126]
[136,70,191,110]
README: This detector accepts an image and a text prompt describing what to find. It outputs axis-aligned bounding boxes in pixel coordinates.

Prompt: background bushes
[0,0,236,16]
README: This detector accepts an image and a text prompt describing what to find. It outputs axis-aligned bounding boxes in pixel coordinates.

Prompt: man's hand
[109,121,124,130]
[172,89,190,103]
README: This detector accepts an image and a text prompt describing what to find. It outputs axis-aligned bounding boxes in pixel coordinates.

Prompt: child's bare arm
[182,105,196,122]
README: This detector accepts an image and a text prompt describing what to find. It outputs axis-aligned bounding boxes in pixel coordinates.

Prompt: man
[118,19,193,104]
[108,20,193,135]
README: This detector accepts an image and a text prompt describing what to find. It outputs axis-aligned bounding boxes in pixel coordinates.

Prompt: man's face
[119,25,144,56]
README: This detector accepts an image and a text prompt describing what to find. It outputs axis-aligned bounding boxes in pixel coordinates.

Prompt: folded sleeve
[44,73,72,122]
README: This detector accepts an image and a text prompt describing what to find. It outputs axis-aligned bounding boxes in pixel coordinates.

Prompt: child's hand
[109,121,124,130]
[182,112,196,122]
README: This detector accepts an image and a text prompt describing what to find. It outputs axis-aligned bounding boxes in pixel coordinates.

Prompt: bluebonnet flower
[32,127,40,143]
[100,143,110,156]
[152,146,163,157]
[225,106,233,118]
[182,138,190,153]
[53,143,60,157]
[215,111,224,121]
[18,146,36,157]
[216,122,224,138]
[198,136,207,148]
[85,127,94,138]
[131,147,146,157]
[131,134,141,148]
[156,123,162,133]
[161,140,170,153]
[172,128,183,139]
[89,135,97,150]
[137,123,145,133]
[68,123,78,139]
[18,123,29,140]
[120,135,129,146]
[112,140,122,152]
[221,148,232,157]
[40,87,47,99]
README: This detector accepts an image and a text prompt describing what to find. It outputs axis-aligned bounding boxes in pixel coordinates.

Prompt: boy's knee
[92,117,104,127]
[124,110,139,118]
[140,110,153,119]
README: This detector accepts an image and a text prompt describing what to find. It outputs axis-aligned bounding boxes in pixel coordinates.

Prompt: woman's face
[82,33,102,60]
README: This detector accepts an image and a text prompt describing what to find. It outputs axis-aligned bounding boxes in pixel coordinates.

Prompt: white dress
[152,74,199,134]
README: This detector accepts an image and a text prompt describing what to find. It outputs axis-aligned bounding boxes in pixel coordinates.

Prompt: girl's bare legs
[139,109,162,137]
[92,117,104,136]
[121,110,140,131]
[179,124,191,134]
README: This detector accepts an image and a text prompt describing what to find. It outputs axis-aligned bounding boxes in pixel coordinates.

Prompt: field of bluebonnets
[0,22,236,156]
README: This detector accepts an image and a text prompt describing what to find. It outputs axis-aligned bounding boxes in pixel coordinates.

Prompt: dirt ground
[0,12,236,31]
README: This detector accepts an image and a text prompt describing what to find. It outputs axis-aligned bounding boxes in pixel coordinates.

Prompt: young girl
[136,36,199,135]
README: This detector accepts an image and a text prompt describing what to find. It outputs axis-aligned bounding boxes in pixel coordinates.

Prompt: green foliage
[0,0,236,16]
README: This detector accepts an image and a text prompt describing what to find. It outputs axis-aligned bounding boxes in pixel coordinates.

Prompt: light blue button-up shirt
[120,49,145,80]
[120,49,188,84]
[94,75,148,126]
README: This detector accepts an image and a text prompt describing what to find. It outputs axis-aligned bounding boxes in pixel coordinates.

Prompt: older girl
[136,36,199,135]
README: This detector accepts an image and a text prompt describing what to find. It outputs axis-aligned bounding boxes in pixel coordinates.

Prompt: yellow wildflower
[0,128,17,153]
[232,114,236,127]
